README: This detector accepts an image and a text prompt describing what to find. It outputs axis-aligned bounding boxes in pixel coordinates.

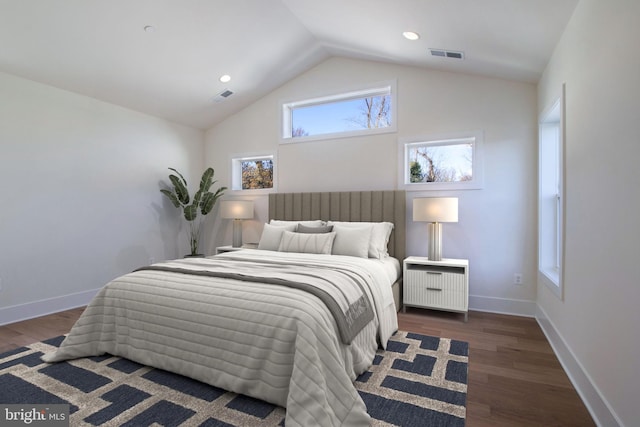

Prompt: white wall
[205,57,538,315]
[537,1,640,426]
[0,71,204,323]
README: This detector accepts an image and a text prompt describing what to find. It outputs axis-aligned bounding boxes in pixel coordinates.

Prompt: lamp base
[427,222,443,261]
[232,219,243,248]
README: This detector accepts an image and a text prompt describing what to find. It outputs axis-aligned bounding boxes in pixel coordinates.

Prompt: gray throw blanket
[136,257,375,344]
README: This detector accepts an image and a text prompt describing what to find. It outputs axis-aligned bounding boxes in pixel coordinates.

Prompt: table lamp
[220,200,254,247]
[413,197,458,261]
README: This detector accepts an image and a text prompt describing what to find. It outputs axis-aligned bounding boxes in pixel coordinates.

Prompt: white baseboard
[0,288,101,326]
[536,306,622,427]
[469,294,537,317]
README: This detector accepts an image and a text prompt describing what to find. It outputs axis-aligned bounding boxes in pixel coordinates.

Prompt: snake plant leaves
[200,192,215,215]
[192,189,203,208]
[199,167,215,192]
[160,189,181,208]
[168,168,188,187]
[169,174,190,205]
[201,186,227,215]
[160,167,225,255]
[183,203,198,221]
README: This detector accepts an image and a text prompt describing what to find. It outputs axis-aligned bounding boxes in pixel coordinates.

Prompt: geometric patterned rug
[0,331,468,426]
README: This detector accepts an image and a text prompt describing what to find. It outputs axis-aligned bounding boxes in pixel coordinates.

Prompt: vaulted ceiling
[0,0,579,129]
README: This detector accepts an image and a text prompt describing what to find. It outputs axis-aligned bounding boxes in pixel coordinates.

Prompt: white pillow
[331,224,372,258]
[269,219,325,230]
[328,221,394,258]
[258,223,297,251]
[278,230,336,254]
[370,222,394,258]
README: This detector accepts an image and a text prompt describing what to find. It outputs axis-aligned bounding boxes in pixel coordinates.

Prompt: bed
[43,190,406,426]
[268,191,406,311]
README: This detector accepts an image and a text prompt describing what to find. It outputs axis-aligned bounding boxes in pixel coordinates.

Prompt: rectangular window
[539,89,564,299]
[399,132,483,190]
[281,82,396,142]
[231,154,276,193]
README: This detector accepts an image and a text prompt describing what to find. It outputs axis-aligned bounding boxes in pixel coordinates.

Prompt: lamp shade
[413,197,458,223]
[220,200,254,219]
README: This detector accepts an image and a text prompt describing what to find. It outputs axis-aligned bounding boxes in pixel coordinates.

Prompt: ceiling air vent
[213,89,234,103]
[430,49,465,60]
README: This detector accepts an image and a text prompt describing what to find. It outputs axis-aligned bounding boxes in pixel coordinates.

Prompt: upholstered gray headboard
[268,191,406,261]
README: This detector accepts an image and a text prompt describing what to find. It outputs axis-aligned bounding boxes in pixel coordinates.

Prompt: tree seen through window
[241,159,273,190]
[408,140,473,183]
[291,95,391,138]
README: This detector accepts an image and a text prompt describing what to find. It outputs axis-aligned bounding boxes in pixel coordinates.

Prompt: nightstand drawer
[405,268,465,292]
[404,280,466,310]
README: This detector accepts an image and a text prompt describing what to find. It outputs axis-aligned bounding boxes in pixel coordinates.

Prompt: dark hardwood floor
[0,307,85,354]
[399,308,595,427]
[0,307,594,426]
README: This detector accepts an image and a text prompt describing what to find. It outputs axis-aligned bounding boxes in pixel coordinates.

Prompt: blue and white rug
[0,331,468,426]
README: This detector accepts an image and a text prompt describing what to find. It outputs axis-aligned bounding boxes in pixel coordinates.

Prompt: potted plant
[160,167,226,257]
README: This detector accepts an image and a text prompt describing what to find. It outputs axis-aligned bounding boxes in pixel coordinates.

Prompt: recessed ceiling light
[143,25,155,33]
[402,31,420,41]
[219,74,231,83]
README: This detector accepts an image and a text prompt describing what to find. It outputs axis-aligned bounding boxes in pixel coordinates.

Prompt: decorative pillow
[278,230,336,254]
[328,221,394,258]
[269,219,324,230]
[297,224,334,234]
[331,224,373,258]
[370,222,394,258]
[257,223,297,251]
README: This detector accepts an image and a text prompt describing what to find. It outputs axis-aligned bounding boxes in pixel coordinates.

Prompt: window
[281,82,396,142]
[231,154,276,193]
[539,88,564,299]
[399,132,484,190]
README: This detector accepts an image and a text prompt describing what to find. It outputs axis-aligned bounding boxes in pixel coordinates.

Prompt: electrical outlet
[513,273,523,285]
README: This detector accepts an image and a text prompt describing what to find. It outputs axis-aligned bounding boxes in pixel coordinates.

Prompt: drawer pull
[426,287,442,291]
[426,272,442,275]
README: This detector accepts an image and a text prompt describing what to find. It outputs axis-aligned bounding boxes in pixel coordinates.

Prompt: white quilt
[42,250,398,426]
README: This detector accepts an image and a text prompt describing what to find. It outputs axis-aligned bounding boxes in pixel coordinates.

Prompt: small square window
[399,132,483,190]
[231,154,276,193]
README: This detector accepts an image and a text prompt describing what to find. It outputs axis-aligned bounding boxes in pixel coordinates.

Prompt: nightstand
[403,257,469,322]
[215,244,257,254]
[215,246,243,254]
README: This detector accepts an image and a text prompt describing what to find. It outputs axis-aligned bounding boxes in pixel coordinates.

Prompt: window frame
[280,80,397,144]
[538,86,565,300]
[398,131,484,191]
[230,152,277,195]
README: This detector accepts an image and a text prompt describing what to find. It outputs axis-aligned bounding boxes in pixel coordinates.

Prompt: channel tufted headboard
[268,190,406,262]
